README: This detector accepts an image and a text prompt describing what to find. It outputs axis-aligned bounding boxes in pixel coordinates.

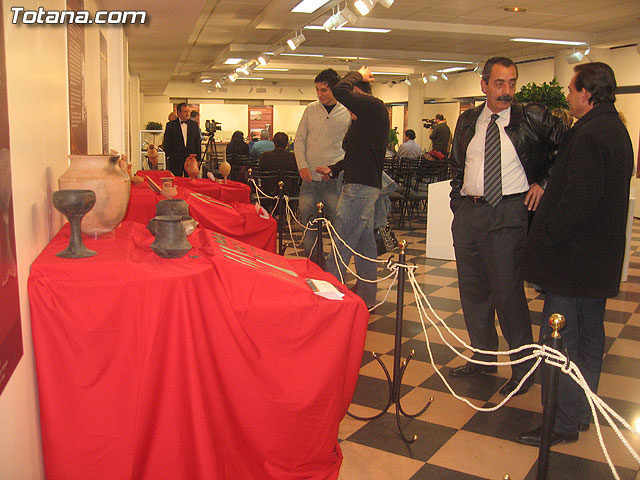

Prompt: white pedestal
[622,193,635,282]
[426,180,455,260]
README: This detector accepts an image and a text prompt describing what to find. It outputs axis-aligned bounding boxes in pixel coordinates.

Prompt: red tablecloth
[124,181,276,252]
[136,170,251,204]
[28,222,368,480]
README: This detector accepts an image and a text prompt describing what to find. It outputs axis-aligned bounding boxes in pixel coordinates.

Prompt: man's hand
[357,66,374,83]
[315,166,331,176]
[299,168,312,183]
[525,183,544,211]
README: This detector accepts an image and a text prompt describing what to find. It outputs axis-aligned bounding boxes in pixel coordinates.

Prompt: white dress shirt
[180,121,188,147]
[462,105,529,197]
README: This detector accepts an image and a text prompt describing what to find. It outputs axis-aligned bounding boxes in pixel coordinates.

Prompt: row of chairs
[387,157,453,227]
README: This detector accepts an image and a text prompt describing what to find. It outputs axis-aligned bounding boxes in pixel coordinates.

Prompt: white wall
[199,103,248,140]
[273,104,305,138]
[142,94,172,129]
[1,0,130,477]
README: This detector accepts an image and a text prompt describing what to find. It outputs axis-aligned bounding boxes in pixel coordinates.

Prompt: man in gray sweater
[295,69,351,261]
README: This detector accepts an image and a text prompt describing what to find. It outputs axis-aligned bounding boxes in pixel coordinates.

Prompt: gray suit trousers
[451,193,534,379]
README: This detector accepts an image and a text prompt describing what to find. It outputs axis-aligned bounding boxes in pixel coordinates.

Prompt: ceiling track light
[354,0,375,15]
[257,56,268,66]
[323,6,358,31]
[287,31,306,51]
[228,72,238,82]
[404,77,412,86]
[428,74,438,82]
[566,49,584,64]
[215,81,222,88]
[422,75,428,84]
[440,73,448,81]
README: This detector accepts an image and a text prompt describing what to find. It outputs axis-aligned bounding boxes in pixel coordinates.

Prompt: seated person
[260,132,297,171]
[226,130,250,181]
[250,129,275,159]
[396,129,422,160]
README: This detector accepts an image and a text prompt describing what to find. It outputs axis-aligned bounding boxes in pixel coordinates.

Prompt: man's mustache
[497,95,513,102]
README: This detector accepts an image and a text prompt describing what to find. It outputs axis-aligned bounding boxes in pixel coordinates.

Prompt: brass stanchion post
[314,202,324,268]
[537,313,566,480]
[278,181,285,255]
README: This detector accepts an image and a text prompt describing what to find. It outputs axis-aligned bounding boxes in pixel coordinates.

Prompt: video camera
[204,119,222,135]
[422,118,436,129]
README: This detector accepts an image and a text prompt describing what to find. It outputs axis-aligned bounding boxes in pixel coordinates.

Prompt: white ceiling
[114,0,640,95]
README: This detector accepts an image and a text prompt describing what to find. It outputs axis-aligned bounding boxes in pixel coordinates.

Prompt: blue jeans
[325,183,380,307]
[539,294,606,435]
[299,180,339,258]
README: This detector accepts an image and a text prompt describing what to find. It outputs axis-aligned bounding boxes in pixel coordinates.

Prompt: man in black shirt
[316,67,389,308]
[429,114,451,159]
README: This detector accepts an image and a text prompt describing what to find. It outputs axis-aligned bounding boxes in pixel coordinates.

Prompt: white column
[407,76,424,148]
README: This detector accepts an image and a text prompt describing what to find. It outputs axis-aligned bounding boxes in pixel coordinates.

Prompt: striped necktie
[484,113,502,207]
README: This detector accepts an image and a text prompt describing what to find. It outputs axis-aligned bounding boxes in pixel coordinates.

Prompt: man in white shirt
[396,129,422,160]
[448,57,565,396]
[295,69,351,261]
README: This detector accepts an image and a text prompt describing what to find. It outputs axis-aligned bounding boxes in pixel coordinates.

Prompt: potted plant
[514,78,568,110]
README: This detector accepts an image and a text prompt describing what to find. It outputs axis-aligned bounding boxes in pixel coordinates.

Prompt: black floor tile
[524,451,637,480]
[420,367,508,402]
[462,403,541,442]
[601,353,640,378]
[603,309,631,324]
[410,463,487,480]
[350,375,413,410]
[441,313,467,329]
[425,267,458,278]
[346,412,458,462]
[422,296,461,312]
[368,317,425,338]
[393,338,460,365]
[595,396,640,427]
[619,324,640,341]
[614,290,640,303]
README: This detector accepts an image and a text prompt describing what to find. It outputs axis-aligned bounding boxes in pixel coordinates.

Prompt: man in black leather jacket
[448,57,565,396]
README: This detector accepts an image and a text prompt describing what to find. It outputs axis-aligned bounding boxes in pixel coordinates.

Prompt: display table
[29,222,368,480]
[135,170,251,204]
[123,183,277,252]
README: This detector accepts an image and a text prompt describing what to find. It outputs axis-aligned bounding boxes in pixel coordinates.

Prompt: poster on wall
[100,32,109,154]
[0,6,24,396]
[67,0,88,155]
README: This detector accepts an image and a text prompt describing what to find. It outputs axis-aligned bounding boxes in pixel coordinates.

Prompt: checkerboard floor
[284,213,640,480]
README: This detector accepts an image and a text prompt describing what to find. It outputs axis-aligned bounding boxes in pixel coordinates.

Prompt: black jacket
[329,72,388,189]
[526,102,634,298]
[163,118,202,176]
[449,102,565,211]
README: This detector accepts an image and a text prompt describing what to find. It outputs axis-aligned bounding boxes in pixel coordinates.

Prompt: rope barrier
[248,186,638,478]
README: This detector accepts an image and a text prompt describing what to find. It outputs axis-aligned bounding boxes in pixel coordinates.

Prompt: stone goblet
[52,189,97,258]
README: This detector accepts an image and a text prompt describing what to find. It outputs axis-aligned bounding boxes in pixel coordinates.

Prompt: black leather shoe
[517,426,579,447]
[499,377,534,396]
[449,363,497,377]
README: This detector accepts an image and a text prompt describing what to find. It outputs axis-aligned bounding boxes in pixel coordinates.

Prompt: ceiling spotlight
[473,64,479,72]
[298,88,304,94]
[248,87,254,93]
[236,65,250,75]
[215,81,222,88]
[354,0,375,15]
[502,6,527,12]
[228,72,238,82]
[584,46,591,56]
[323,6,358,31]
[566,50,584,64]
[257,56,268,66]
[378,0,394,7]
[422,75,428,84]
[440,73,448,81]
[287,32,306,51]
[404,78,412,86]
[207,87,212,93]
[428,74,438,82]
